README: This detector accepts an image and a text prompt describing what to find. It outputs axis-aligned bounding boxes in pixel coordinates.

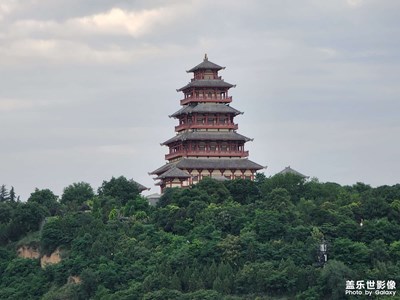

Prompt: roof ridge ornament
[204,53,208,61]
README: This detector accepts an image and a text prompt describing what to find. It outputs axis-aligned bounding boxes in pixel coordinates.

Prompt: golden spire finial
[204,53,208,61]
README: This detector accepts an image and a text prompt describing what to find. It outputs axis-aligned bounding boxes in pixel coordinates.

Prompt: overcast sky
[1,0,399,200]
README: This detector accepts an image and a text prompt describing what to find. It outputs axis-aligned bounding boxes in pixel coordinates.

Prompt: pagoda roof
[170,103,242,117]
[177,79,235,92]
[276,166,309,178]
[156,166,191,179]
[187,55,225,73]
[150,158,264,175]
[162,131,252,145]
[131,179,150,192]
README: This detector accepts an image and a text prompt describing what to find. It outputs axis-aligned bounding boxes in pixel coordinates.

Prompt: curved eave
[186,59,225,73]
[155,166,191,179]
[177,80,236,92]
[169,104,242,118]
[149,162,175,176]
[161,132,253,146]
[150,158,265,177]
[175,158,265,171]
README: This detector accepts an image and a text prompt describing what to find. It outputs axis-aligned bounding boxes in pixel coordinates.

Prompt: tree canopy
[1,175,400,299]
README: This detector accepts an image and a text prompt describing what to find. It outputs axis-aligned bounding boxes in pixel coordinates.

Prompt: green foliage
[8,202,49,241]
[263,187,293,212]
[41,217,66,255]
[223,178,259,204]
[61,182,94,211]
[0,258,48,299]
[0,202,12,224]
[261,173,306,203]
[41,284,83,300]
[318,260,354,300]
[192,177,232,204]
[16,231,41,248]
[98,176,140,205]
[1,177,400,299]
[28,188,59,215]
[0,184,9,202]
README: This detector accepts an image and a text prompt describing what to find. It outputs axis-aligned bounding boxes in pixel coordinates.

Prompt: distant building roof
[150,158,264,175]
[162,131,252,145]
[170,103,242,117]
[146,193,161,206]
[212,175,229,181]
[177,79,235,92]
[186,54,225,73]
[156,167,191,179]
[276,166,308,178]
[146,193,161,199]
[131,179,150,192]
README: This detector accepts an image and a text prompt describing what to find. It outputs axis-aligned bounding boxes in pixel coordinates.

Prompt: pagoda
[150,55,264,192]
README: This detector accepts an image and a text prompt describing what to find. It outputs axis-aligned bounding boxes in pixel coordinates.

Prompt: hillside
[0,175,400,299]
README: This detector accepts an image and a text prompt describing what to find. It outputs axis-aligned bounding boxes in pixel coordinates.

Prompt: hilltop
[1,175,400,299]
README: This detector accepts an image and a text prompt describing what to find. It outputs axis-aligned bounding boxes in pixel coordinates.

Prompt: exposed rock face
[17,245,40,259]
[40,248,62,268]
[17,245,64,268]
[68,276,81,284]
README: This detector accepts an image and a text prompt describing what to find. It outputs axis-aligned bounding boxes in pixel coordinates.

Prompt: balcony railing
[175,123,238,131]
[165,150,249,160]
[180,96,232,105]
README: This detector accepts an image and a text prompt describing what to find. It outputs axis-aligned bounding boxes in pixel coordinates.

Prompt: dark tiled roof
[162,131,252,145]
[177,79,235,92]
[150,158,264,175]
[156,167,191,179]
[277,166,309,178]
[131,179,149,192]
[187,57,225,73]
[170,103,242,117]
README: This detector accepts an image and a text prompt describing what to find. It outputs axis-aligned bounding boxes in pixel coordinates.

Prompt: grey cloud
[1,0,399,199]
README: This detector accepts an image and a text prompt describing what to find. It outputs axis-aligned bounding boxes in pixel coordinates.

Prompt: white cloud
[0,2,16,20]
[10,4,192,39]
[73,7,162,37]
[0,38,168,65]
[0,4,196,65]
[0,98,54,112]
[347,0,363,7]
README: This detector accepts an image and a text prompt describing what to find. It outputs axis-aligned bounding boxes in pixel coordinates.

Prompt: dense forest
[1,174,400,299]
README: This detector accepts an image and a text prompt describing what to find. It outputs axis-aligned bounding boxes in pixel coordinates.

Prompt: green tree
[92,196,119,223]
[40,217,66,255]
[332,238,370,266]
[170,272,181,291]
[212,276,223,293]
[318,260,354,300]
[98,176,140,206]
[193,177,231,204]
[389,241,400,261]
[359,193,390,219]
[224,178,260,204]
[254,210,286,241]
[9,187,16,202]
[264,188,293,212]
[8,202,49,240]
[28,188,59,215]
[369,239,389,263]
[0,203,12,224]
[0,185,9,202]
[61,182,94,211]
[0,258,47,299]
[261,173,307,203]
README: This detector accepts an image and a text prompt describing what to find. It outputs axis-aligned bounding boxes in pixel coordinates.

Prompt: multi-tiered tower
[150,55,264,192]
